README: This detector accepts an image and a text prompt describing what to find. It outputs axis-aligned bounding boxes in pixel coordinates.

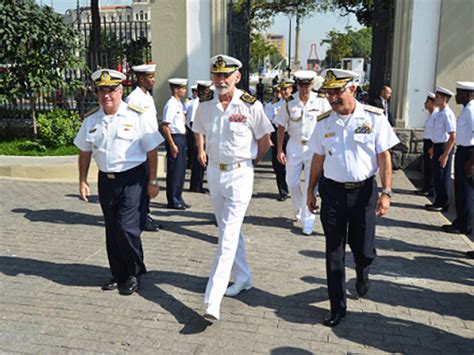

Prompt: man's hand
[148,184,160,199]
[197,149,207,167]
[428,146,434,159]
[376,194,391,216]
[439,153,449,168]
[277,150,287,165]
[465,159,474,177]
[306,192,319,214]
[79,180,90,202]
[170,144,179,158]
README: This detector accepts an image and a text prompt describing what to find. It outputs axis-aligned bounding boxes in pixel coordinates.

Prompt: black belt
[325,176,374,190]
[100,163,144,180]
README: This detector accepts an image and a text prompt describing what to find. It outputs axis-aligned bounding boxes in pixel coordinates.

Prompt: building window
[119,15,122,21]
[127,15,131,21]
[145,13,148,20]
[136,13,139,20]
[140,11,144,20]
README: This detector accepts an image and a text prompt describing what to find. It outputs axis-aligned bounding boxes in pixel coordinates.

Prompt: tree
[0,0,84,135]
[321,27,372,67]
[249,33,282,73]
[89,0,100,71]
[99,31,125,69]
[125,37,152,68]
[329,0,374,27]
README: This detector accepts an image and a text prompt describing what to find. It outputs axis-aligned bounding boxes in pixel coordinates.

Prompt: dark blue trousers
[271,128,289,197]
[319,176,377,313]
[98,164,147,283]
[188,127,206,192]
[453,146,473,233]
[432,143,453,208]
[166,134,187,207]
[422,139,434,193]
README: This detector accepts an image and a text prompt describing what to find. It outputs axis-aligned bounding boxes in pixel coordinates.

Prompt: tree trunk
[31,94,37,137]
[89,0,101,71]
[369,0,394,102]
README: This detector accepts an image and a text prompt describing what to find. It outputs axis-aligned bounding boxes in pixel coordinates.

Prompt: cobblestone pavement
[1,163,473,354]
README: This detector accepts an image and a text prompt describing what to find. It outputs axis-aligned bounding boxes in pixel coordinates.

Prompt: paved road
[1,163,473,353]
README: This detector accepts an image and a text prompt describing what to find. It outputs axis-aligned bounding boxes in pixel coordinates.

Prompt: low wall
[392,128,425,170]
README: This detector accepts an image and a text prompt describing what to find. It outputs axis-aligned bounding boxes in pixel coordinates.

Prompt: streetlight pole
[287,16,292,78]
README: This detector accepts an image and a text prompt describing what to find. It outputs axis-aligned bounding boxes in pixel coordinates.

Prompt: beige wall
[436,0,474,116]
[151,0,188,118]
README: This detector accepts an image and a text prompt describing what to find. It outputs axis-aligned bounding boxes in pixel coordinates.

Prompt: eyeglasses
[321,87,348,97]
[96,86,121,94]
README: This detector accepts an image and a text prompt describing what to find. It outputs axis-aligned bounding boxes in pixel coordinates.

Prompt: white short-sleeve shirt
[186,97,200,129]
[162,96,186,134]
[74,101,164,173]
[423,109,438,140]
[192,89,274,164]
[264,99,284,125]
[431,106,456,143]
[274,92,331,142]
[456,100,474,147]
[309,102,400,183]
[125,86,159,131]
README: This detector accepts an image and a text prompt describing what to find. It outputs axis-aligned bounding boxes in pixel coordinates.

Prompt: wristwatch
[148,178,159,186]
[381,189,393,198]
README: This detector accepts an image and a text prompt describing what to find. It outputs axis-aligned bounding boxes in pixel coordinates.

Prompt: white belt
[210,160,252,171]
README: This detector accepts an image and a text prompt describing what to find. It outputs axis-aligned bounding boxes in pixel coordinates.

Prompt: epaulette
[199,90,214,102]
[317,110,332,121]
[85,106,99,117]
[128,103,145,114]
[285,95,294,102]
[271,97,279,104]
[364,105,384,115]
[240,91,257,105]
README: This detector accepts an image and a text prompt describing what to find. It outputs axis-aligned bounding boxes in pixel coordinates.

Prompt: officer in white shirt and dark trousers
[415,92,438,197]
[442,81,474,235]
[264,83,290,201]
[161,78,190,210]
[275,71,331,235]
[425,86,457,212]
[125,64,162,232]
[187,81,213,193]
[192,55,273,321]
[74,69,163,295]
[306,69,400,327]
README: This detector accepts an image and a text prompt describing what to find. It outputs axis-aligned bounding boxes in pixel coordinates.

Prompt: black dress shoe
[323,310,346,327]
[425,204,448,212]
[143,216,160,232]
[277,194,290,202]
[183,203,191,209]
[118,276,139,296]
[101,279,118,291]
[442,224,471,235]
[356,280,370,297]
[466,251,474,259]
[167,204,186,210]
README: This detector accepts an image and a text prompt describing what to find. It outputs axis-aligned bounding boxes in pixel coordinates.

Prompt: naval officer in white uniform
[192,54,273,321]
[275,70,331,235]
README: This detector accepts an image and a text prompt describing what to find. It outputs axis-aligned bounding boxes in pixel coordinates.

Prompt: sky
[37,0,363,62]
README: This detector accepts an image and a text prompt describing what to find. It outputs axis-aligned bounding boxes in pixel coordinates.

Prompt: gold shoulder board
[317,110,332,121]
[199,91,214,102]
[364,105,384,115]
[128,103,145,114]
[285,95,294,102]
[240,91,257,105]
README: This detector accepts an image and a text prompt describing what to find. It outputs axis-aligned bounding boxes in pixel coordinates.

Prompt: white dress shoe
[204,303,220,321]
[224,281,252,297]
[302,226,313,235]
[294,210,302,222]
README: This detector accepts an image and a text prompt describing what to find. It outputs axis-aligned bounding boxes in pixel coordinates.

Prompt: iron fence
[0,19,152,125]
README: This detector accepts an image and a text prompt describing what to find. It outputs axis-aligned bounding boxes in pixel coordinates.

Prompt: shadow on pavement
[11,208,104,227]
[271,347,312,354]
[0,257,210,334]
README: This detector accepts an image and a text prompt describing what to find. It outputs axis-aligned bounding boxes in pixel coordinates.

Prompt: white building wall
[406,0,441,128]
[186,0,211,94]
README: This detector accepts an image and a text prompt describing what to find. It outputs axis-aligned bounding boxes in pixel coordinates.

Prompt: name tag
[88,128,97,133]
[324,132,335,138]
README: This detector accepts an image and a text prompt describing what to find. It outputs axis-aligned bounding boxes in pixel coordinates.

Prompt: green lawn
[0,139,79,156]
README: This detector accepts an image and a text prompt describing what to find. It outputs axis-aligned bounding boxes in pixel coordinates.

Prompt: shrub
[37,109,82,148]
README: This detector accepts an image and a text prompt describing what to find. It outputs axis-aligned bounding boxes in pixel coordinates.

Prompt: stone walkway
[0,163,473,354]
